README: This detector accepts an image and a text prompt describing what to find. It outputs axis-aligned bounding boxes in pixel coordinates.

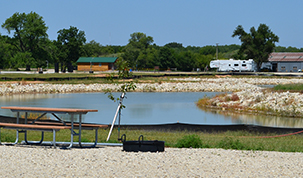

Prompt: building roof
[76,57,118,63]
[269,52,303,62]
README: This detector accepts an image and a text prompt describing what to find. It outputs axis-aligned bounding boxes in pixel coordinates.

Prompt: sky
[0,0,303,48]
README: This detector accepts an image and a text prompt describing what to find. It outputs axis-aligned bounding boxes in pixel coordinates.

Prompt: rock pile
[2,77,295,95]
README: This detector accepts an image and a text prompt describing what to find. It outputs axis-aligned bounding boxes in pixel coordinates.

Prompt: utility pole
[216,43,219,60]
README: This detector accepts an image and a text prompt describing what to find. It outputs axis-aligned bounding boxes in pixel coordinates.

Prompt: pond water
[0,92,303,128]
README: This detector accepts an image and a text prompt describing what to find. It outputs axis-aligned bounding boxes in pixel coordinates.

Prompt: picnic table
[0,106,106,148]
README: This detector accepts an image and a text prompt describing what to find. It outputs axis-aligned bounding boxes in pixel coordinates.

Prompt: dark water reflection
[202,108,303,128]
[0,92,302,128]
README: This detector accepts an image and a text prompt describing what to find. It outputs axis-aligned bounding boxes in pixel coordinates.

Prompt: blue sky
[1,0,302,48]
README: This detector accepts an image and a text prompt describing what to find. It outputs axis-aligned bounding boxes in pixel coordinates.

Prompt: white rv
[210,59,257,72]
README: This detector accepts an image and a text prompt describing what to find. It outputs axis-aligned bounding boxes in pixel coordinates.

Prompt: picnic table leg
[94,128,98,146]
[24,111,44,145]
[79,114,82,147]
[52,129,56,148]
[0,127,2,145]
[14,112,20,144]
[67,114,74,149]
[78,114,98,148]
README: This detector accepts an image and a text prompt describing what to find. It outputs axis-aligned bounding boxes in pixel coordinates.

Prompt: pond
[0,92,303,128]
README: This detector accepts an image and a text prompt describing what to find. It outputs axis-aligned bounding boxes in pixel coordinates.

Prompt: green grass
[273,83,303,92]
[0,72,210,84]
[2,128,303,152]
[0,73,95,79]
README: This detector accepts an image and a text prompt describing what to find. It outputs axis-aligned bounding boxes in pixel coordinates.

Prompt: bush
[175,134,203,148]
[218,137,245,150]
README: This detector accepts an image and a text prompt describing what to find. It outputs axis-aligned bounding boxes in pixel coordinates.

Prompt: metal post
[107,92,125,141]
[118,105,121,140]
[24,112,28,142]
[15,112,19,144]
[53,130,56,147]
[107,103,121,141]
[216,43,219,60]
[67,114,74,149]
[79,114,82,147]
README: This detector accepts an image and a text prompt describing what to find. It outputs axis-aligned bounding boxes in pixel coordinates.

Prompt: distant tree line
[0,12,302,72]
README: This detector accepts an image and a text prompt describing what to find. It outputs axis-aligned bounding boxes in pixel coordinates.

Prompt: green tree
[177,51,195,71]
[11,51,35,69]
[196,54,213,71]
[37,39,59,69]
[164,42,184,53]
[159,46,177,70]
[1,11,49,70]
[145,48,159,68]
[232,24,279,69]
[275,46,302,52]
[200,45,216,55]
[122,32,154,69]
[101,45,115,55]
[129,32,153,50]
[57,26,86,72]
[83,40,103,57]
[0,35,16,69]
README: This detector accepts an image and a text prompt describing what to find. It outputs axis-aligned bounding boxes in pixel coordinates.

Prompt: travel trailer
[210,59,257,72]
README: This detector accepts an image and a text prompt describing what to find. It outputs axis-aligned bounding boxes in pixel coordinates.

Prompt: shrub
[175,134,202,148]
[218,137,245,150]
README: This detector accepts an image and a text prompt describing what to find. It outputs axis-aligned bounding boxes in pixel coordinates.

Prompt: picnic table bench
[0,106,106,148]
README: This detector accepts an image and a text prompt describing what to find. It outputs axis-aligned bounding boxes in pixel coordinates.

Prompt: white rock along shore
[0,146,302,177]
[1,77,303,177]
[1,77,303,94]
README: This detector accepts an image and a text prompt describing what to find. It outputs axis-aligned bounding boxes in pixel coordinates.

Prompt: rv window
[242,64,246,67]
[234,64,239,66]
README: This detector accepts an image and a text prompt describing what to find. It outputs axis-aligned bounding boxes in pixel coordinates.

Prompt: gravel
[0,146,302,177]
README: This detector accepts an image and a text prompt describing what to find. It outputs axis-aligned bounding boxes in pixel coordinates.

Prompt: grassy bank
[273,83,303,92]
[1,128,303,152]
[0,72,190,84]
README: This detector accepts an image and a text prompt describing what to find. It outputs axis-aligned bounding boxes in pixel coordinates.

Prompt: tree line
[0,11,302,72]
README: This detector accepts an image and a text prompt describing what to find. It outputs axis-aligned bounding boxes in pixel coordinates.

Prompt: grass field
[273,83,303,92]
[1,128,303,152]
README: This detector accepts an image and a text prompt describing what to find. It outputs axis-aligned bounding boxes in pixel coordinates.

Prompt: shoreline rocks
[3,77,303,95]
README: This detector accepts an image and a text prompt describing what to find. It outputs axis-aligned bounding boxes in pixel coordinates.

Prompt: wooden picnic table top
[0,122,72,130]
[1,106,98,114]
